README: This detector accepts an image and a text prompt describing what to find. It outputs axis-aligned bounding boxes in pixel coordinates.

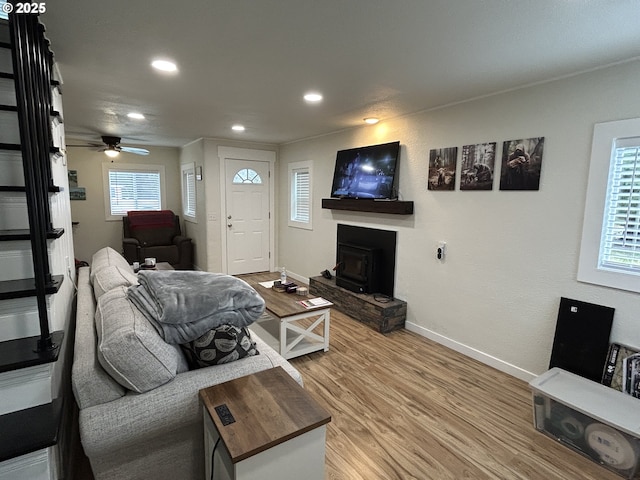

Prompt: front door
[224,158,271,275]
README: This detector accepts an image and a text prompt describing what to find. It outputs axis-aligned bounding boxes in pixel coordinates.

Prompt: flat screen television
[330,141,400,199]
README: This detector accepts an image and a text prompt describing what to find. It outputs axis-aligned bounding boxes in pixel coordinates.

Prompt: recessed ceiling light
[151,59,178,72]
[304,92,323,103]
[232,124,245,132]
[364,117,379,125]
[127,112,145,120]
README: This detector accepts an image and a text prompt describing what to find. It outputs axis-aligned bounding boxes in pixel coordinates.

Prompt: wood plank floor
[72,273,623,479]
[289,308,621,480]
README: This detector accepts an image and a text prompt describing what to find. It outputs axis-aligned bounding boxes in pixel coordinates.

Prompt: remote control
[214,404,236,426]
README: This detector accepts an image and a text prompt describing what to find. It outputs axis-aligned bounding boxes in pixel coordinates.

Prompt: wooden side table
[199,367,331,480]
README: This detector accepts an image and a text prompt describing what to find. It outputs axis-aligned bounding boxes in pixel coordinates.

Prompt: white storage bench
[530,368,640,479]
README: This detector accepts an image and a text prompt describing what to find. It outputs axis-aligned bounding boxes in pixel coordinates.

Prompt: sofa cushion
[92,265,139,299]
[90,246,132,282]
[95,287,189,393]
[72,267,126,410]
[181,325,258,368]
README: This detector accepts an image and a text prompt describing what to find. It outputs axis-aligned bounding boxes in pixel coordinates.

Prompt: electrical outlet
[437,241,446,261]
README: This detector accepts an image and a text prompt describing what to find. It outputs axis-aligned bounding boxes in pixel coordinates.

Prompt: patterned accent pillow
[181,325,259,368]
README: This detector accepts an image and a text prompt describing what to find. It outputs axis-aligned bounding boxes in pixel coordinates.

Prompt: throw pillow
[90,246,132,282]
[181,325,258,368]
[95,286,188,393]
[92,265,139,299]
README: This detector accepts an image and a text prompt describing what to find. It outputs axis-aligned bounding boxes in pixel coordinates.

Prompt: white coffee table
[244,276,331,359]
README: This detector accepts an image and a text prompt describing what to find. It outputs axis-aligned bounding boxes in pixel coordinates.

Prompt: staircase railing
[9,12,56,352]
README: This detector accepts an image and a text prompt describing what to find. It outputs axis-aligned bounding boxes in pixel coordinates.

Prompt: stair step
[0,275,63,301]
[0,449,51,479]
[0,185,62,193]
[0,149,22,186]
[0,77,15,107]
[0,331,63,374]
[0,20,8,45]
[0,48,11,75]
[0,104,16,112]
[0,228,64,241]
[0,296,44,343]
[0,241,38,280]
[0,143,63,154]
[0,398,63,462]
[0,109,20,143]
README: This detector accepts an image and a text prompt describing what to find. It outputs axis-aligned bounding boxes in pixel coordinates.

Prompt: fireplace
[336,243,381,294]
[336,224,397,297]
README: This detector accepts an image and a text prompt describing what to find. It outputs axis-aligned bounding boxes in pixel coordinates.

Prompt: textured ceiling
[41,0,640,148]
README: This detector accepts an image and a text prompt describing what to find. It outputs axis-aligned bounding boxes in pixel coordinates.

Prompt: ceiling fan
[68,136,150,157]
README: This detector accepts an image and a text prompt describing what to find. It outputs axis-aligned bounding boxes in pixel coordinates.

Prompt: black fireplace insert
[335,224,397,297]
[336,243,381,294]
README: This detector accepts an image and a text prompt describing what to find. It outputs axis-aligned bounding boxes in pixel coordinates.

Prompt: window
[102,163,166,221]
[181,163,196,220]
[233,168,262,184]
[578,118,640,293]
[288,161,312,230]
[600,138,640,271]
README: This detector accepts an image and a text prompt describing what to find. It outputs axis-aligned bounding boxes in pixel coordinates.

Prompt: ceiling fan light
[364,117,379,125]
[104,148,119,158]
[151,59,178,72]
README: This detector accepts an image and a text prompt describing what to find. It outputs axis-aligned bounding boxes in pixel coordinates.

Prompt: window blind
[600,139,640,273]
[184,169,196,217]
[108,170,162,216]
[292,169,310,223]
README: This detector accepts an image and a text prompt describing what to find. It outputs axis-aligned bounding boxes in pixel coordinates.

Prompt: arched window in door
[232,168,263,184]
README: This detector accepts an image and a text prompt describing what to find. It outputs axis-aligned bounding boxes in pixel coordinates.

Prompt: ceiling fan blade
[66,143,102,148]
[120,146,150,155]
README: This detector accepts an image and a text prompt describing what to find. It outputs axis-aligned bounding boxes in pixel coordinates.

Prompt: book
[602,342,640,398]
[298,297,332,309]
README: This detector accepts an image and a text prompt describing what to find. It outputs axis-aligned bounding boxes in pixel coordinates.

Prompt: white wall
[180,138,278,273]
[277,59,640,380]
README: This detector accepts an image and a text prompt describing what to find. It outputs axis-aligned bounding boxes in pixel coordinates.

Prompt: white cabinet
[200,367,331,480]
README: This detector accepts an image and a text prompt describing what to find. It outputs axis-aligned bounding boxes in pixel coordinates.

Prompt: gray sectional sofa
[72,247,302,480]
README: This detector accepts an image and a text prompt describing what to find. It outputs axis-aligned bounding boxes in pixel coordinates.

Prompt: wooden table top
[199,367,331,463]
[240,273,331,319]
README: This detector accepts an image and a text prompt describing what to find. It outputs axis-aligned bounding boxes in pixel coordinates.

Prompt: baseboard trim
[405,321,536,382]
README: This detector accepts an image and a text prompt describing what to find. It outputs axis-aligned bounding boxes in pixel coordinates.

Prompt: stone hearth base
[309,276,406,333]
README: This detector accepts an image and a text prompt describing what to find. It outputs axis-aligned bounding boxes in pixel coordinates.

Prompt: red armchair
[122,210,193,270]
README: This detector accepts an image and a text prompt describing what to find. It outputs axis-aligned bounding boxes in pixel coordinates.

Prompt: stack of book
[298,297,332,309]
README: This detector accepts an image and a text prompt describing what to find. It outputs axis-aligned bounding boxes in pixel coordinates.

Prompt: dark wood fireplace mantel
[322,198,414,215]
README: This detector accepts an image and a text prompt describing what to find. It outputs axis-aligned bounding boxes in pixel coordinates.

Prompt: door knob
[227,215,232,219]
[227,223,232,228]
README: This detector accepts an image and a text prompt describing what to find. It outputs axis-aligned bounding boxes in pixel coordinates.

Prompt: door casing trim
[218,146,275,274]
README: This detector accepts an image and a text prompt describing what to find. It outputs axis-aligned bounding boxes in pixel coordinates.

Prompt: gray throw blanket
[127,271,265,344]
